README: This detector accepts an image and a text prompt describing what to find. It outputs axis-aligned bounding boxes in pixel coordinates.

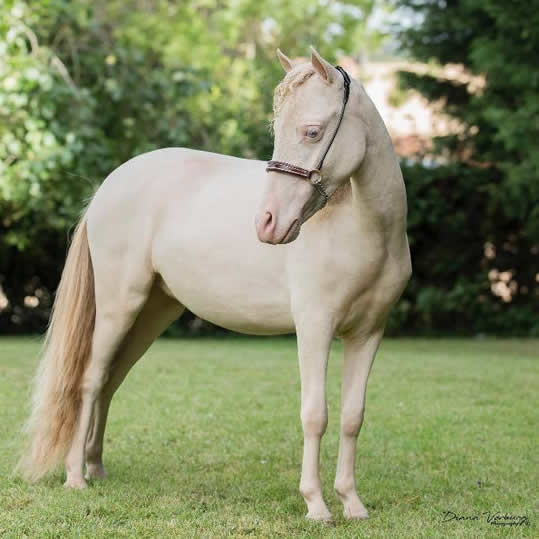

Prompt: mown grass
[0,337,537,538]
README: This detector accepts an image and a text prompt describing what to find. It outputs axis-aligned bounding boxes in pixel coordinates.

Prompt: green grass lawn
[0,337,537,538]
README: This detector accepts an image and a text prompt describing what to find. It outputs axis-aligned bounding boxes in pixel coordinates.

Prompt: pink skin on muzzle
[255,173,323,244]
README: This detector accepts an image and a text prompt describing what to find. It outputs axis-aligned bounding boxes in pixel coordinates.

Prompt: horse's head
[256,47,367,245]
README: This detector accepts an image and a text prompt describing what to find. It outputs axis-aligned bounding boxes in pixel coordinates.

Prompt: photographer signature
[442,510,529,526]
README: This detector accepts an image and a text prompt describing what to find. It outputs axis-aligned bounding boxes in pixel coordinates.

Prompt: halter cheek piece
[266,66,352,206]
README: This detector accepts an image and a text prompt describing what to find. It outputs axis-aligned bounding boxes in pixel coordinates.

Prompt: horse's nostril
[256,210,277,243]
[264,211,273,229]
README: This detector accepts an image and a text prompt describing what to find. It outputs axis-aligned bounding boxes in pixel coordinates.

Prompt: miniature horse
[19,48,411,521]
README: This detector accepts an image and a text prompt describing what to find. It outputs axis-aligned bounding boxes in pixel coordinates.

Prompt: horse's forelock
[272,66,316,126]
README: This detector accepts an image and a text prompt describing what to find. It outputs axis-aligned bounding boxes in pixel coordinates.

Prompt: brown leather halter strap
[266,65,352,206]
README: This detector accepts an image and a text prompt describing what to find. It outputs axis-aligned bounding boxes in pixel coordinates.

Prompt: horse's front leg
[334,330,383,519]
[295,316,334,521]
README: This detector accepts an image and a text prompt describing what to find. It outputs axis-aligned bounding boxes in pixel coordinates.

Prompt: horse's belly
[165,274,295,335]
[154,211,295,335]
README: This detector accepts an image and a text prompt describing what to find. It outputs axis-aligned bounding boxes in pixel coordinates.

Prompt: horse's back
[90,147,261,209]
[87,147,267,246]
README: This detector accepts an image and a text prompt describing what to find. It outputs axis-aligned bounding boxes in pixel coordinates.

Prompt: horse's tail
[17,217,96,481]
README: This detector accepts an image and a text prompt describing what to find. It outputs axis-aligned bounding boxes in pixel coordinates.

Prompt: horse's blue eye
[306,127,320,138]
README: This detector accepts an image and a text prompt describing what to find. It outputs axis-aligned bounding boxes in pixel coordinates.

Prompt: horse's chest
[289,228,387,323]
[331,252,395,335]
[332,244,410,335]
[334,242,385,299]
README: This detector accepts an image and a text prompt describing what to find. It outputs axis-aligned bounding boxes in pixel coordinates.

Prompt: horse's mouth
[280,219,299,244]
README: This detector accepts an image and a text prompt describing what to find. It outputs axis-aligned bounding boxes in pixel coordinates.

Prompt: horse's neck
[349,108,407,234]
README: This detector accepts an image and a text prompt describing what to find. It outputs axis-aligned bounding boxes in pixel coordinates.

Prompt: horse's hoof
[86,463,106,480]
[306,510,334,523]
[64,477,88,489]
[343,506,369,520]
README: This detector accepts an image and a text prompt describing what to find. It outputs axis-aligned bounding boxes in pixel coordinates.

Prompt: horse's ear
[276,49,293,73]
[310,46,334,83]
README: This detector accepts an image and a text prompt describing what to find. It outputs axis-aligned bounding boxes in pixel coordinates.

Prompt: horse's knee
[301,405,328,437]
[341,408,364,437]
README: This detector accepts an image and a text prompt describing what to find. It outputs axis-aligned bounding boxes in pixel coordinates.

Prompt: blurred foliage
[388,0,539,335]
[2,0,537,336]
[0,0,378,333]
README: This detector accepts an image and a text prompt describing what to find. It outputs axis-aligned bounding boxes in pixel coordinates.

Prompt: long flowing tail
[17,218,96,481]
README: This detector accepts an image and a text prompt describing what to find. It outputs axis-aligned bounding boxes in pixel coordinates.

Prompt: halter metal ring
[309,169,322,185]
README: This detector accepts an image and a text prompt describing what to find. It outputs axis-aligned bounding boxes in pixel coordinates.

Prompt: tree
[0,1,207,331]
[389,0,539,335]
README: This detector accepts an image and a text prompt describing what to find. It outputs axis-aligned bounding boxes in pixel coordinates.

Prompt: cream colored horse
[19,48,411,521]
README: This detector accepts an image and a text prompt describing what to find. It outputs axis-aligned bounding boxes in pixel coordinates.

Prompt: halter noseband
[266,66,352,206]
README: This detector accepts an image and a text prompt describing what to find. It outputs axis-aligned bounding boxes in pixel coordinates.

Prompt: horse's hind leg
[86,282,184,479]
[64,304,145,487]
[63,261,154,488]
